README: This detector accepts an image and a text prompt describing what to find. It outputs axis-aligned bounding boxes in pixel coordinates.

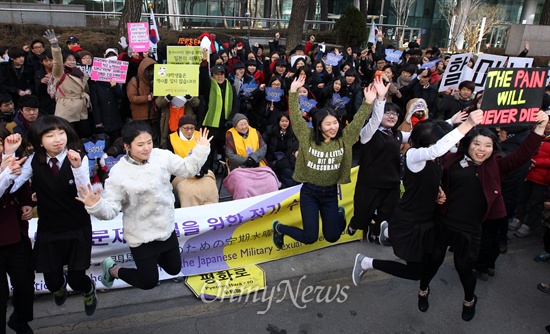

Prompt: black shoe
[461,295,477,321]
[8,313,33,334]
[418,287,429,312]
[83,280,98,316]
[272,221,284,250]
[53,274,68,306]
[487,268,495,277]
[347,224,357,236]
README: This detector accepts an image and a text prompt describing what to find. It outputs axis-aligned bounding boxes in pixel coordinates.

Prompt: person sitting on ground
[168,115,218,207]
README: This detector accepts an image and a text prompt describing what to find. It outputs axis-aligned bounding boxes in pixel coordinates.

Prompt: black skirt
[33,225,92,273]
[390,218,435,262]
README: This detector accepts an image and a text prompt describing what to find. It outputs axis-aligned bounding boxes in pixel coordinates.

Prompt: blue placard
[331,94,350,109]
[84,140,105,159]
[242,83,258,98]
[385,49,403,63]
[299,96,317,112]
[265,87,284,102]
[325,53,343,66]
[104,154,124,172]
[88,158,96,178]
[420,59,439,69]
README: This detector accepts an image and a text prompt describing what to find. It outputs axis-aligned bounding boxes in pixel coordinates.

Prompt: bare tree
[286,0,309,51]
[462,4,507,52]
[319,0,329,31]
[541,0,550,25]
[359,0,368,19]
[438,0,483,52]
[274,0,283,29]
[117,0,143,37]
[390,0,418,47]
[306,0,316,30]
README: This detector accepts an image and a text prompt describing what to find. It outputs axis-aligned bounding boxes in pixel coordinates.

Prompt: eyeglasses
[32,45,44,50]
[384,111,399,117]
[181,127,195,131]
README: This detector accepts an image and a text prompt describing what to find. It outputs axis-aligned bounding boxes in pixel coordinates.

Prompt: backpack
[47,72,67,99]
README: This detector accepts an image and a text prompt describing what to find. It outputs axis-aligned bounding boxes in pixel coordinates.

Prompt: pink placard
[127,22,149,53]
[91,58,129,84]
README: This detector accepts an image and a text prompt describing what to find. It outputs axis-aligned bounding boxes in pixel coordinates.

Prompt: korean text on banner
[152,64,199,96]
[90,58,129,83]
[127,22,149,53]
[438,53,472,92]
[471,54,507,92]
[167,46,203,65]
[479,68,546,128]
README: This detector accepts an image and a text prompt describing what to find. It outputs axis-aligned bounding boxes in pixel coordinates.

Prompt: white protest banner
[471,54,508,92]
[506,57,533,69]
[438,53,472,92]
[91,58,129,83]
[21,168,362,293]
[127,22,150,53]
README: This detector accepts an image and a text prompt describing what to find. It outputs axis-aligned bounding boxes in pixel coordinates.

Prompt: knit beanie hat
[178,115,197,128]
[246,59,257,67]
[232,113,248,127]
[78,50,93,60]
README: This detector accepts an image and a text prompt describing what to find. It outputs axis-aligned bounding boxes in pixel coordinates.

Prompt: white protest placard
[471,54,508,92]
[127,22,149,53]
[91,58,129,83]
[506,57,533,69]
[438,53,472,92]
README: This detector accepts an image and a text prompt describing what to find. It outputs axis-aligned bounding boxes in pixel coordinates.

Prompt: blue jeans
[278,183,345,244]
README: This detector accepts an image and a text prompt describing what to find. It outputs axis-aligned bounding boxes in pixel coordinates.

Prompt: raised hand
[363,83,377,104]
[467,109,484,126]
[372,76,390,100]
[4,134,22,155]
[75,184,101,207]
[67,149,82,168]
[535,110,549,135]
[290,76,305,93]
[118,36,128,49]
[196,128,213,147]
[450,111,468,125]
[43,29,59,48]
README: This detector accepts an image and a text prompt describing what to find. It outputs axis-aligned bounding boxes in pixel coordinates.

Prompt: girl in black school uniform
[352,109,484,314]
[6,115,97,316]
[419,111,548,321]
[0,130,34,333]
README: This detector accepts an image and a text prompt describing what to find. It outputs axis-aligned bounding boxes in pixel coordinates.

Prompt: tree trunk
[541,0,550,25]
[117,0,143,37]
[306,0,316,30]
[320,0,328,31]
[359,0,368,18]
[275,0,282,29]
[286,0,309,50]
[220,0,228,28]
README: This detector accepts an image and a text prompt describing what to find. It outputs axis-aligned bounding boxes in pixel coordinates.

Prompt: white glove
[118,36,128,49]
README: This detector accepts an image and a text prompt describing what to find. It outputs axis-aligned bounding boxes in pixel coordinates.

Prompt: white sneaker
[514,224,530,238]
[508,218,522,231]
[379,221,391,246]
[352,254,367,286]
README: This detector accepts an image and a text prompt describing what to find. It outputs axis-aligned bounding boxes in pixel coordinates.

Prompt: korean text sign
[90,58,129,83]
[152,64,199,96]
[127,22,150,52]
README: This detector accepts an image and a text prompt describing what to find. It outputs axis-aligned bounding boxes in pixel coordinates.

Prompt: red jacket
[439,130,544,221]
[527,136,550,186]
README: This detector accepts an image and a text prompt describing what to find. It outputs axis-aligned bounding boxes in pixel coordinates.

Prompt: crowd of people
[1,26,550,332]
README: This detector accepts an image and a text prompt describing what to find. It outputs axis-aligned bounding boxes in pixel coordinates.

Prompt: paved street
[17,229,550,334]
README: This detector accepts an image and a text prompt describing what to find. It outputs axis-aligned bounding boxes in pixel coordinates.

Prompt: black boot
[418,287,429,312]
[461,295,477,321]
